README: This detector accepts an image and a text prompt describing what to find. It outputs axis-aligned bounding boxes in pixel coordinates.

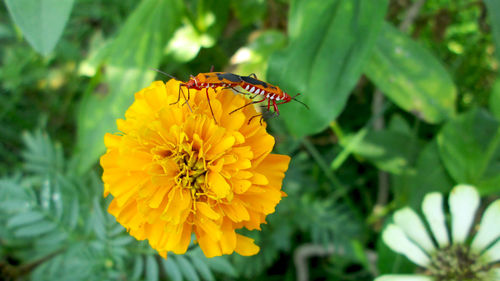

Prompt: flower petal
[375,275,434,281]
[422,192,449,248]
[481,238,500,263]
[382,224,430,267]
[394,207,435,253]
[234,234,259,256]
[449,184,480,243]
[471,199,500,252]
[207,170,231,198]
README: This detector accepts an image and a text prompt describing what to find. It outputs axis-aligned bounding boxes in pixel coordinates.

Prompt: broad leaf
[343,129,420,174]
[267,0,388,137]
[365,23,456,123]
[4,0,75,55]
[485,0,500,62]
[75,0,182,174]
[393,140,454,209]
[437,108,500,194]
[490,79,500,120]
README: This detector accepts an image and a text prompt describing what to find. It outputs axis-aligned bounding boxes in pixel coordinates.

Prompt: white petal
[394,207,436,253]
[449,184,480,243]
[471,199,500,252]
[422,192,449,248]
[481,238,500,263]
[382,224,430,267]
[375,275,434,281]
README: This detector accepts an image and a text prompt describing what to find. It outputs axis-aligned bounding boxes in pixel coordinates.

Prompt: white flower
[376,184,500,281]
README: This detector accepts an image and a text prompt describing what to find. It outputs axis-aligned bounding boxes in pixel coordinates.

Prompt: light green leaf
[4,0,75,55]
[231,30,287,80]
[438,108,500,194]
[131,256,144,281]
[75,0,182,174]
[14,221,57,237]
[267,0,388,137]
[7,211,44,228]
[146,255,159,281]
[205,256,237,277]
[364,22,456,123]
[162,258,183,281]
[188,254,214,281]
[176,255,199,281]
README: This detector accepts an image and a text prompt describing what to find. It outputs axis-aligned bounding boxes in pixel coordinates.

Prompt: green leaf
[231,30,287,79]
[437,108,500,194]
[4,0,75,55]
[364,22,456,123]
[485,0,500,62]
[6,211,44,228]
[75,0,182,174]
[131,256,144,281]
[392,140,454,208]
[489,78,500,120]
[188,254,214,281]
[14,220,57,237]
[344,129,420,174]
[205,256,237,277]
[231,0,267,26]
[408,140,453,208]
[176,255,200,281]
[162,257,183,281]
[267,0,388,137]
[146,255,159,281]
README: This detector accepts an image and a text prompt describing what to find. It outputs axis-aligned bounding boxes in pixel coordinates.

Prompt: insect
[229,74,309,124]
[152,69,243,124]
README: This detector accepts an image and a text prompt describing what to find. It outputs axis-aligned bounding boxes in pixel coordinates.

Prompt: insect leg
[248,114,263,125]
[248,73,258,78]
[272,100,280,116]
[229,97,266,114]
[171,84,184,105]
[205,88,218,125]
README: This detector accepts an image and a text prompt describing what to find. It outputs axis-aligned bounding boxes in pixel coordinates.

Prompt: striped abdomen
[241,82,287,101]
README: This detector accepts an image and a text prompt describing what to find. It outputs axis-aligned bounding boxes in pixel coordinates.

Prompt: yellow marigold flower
[100,79,290,258]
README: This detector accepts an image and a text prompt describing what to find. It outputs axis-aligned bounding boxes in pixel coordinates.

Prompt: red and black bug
[230,74,309,124]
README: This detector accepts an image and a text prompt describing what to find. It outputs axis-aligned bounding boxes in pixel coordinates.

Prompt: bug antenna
[292,97,309,110]
[150,68,179,80]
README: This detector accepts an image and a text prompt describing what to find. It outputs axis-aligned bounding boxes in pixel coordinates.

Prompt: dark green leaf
[364,23,456,123]
[437,108,500,194]
[75,0,182,174]
[146,255,159,281]
[231,0,267,26]
[267,0,388,136]
[408,141,453,208]
[4,0,75,55]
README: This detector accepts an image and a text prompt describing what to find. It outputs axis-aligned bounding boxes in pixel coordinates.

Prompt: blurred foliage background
[0,0,499,280]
